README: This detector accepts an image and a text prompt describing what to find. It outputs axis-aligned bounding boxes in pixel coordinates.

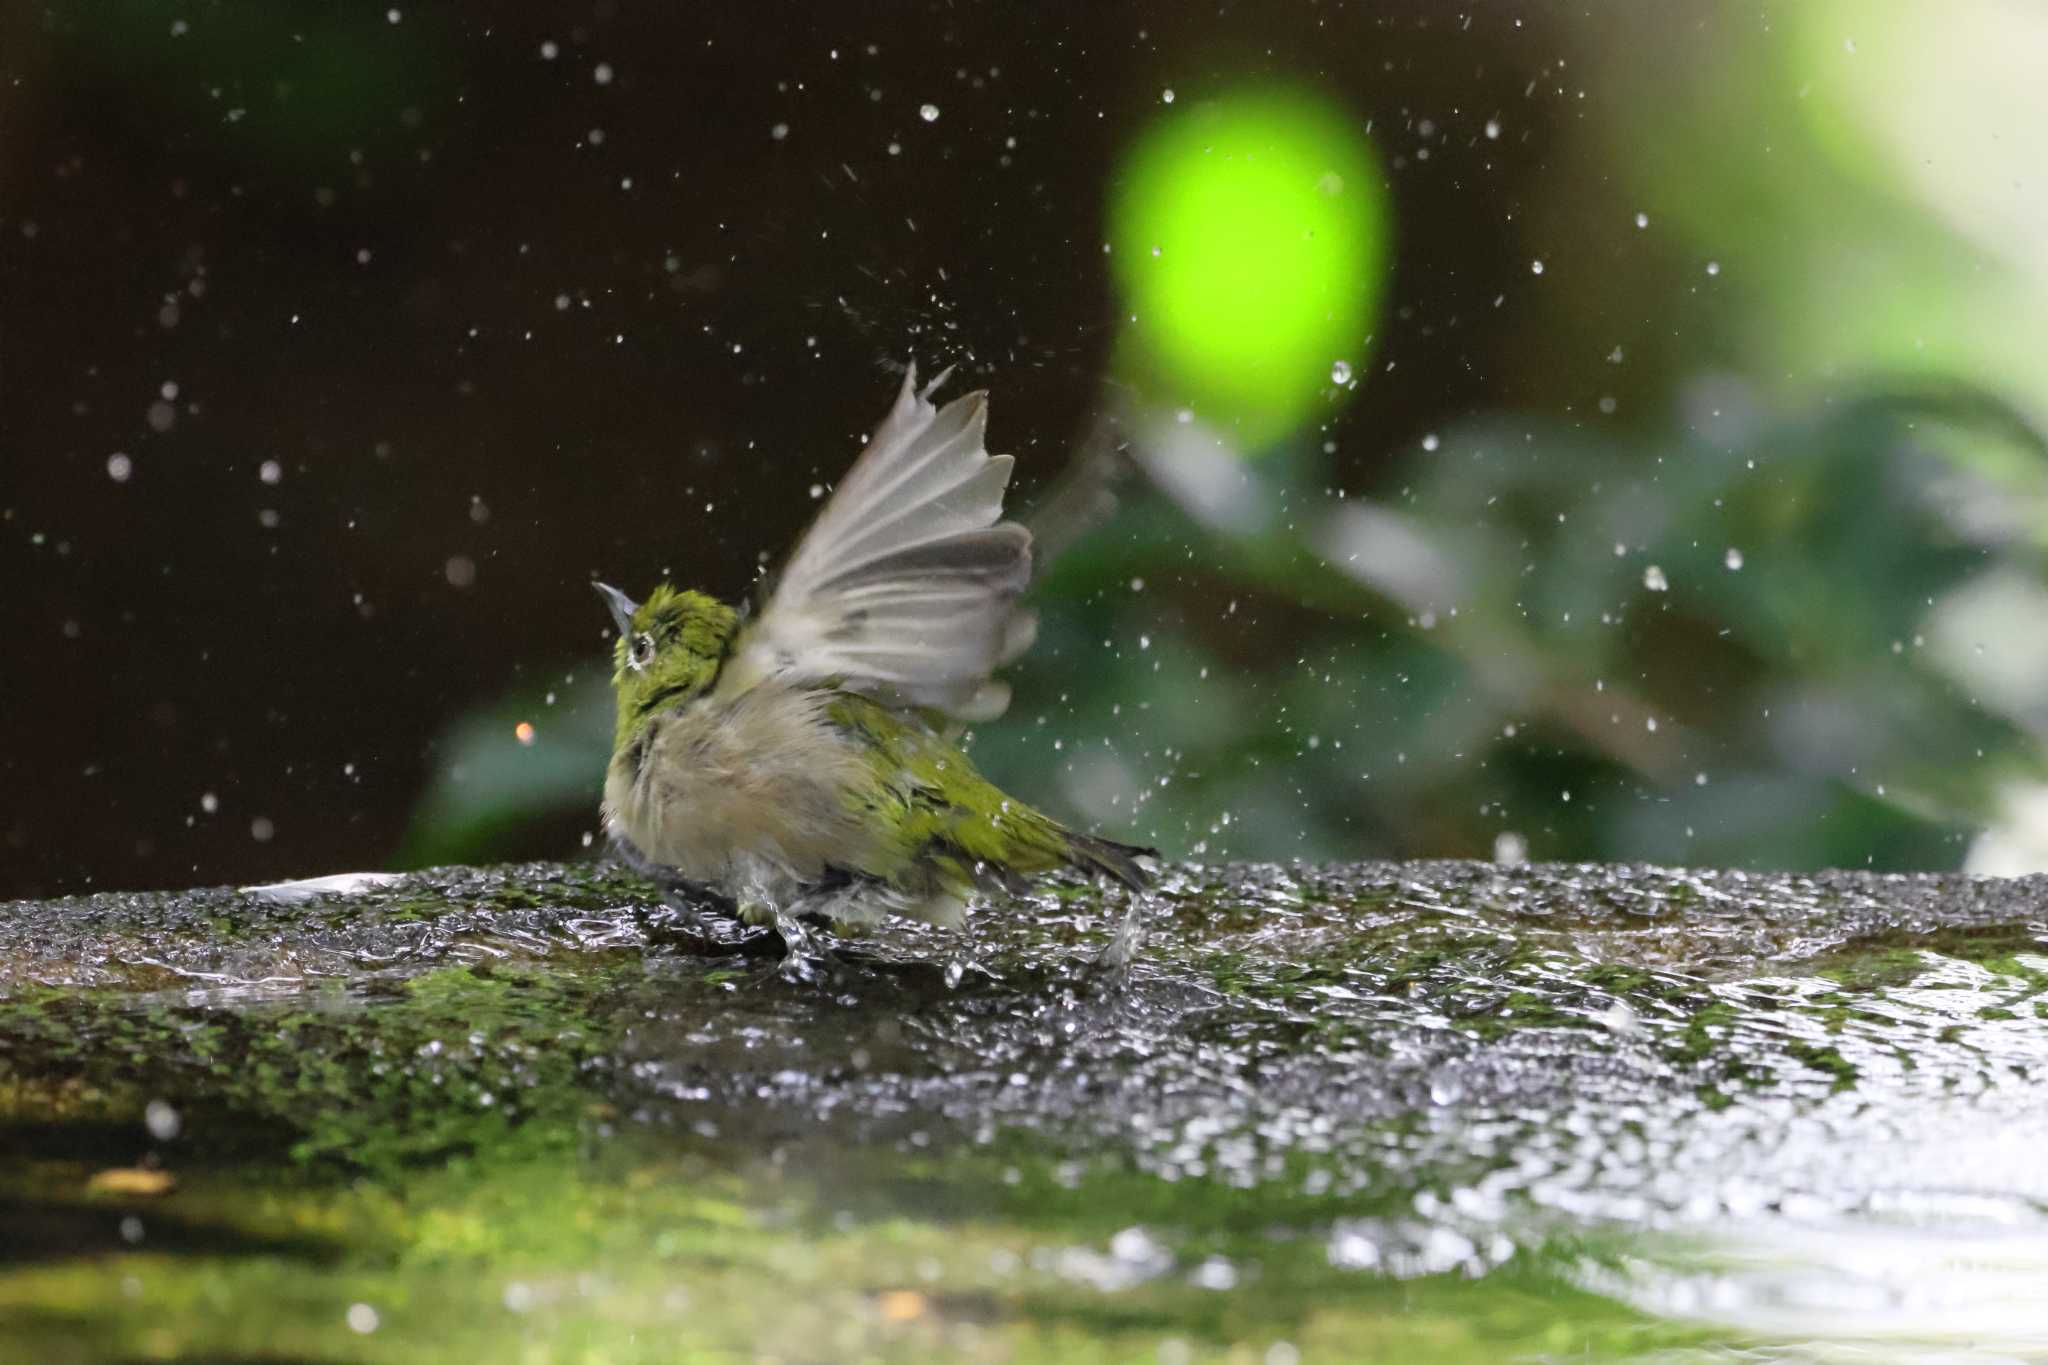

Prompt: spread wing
[718,364,1036,722]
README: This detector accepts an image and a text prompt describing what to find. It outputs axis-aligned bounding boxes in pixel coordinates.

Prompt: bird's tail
[1065,832,1158,891]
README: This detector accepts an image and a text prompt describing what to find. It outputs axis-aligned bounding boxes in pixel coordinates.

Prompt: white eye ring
[629,633,655,669]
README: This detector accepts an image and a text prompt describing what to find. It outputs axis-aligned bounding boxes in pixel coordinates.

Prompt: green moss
[1676,1001,1739,1064]
[0,1113,1724,1365]
[1582,964,1658,995]
[1786,1042,1859,1090]
[1817,946,1929,991]
[1695,1085,1734,1111]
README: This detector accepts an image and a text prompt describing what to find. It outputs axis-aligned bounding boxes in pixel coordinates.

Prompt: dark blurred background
[7,1,2048,900]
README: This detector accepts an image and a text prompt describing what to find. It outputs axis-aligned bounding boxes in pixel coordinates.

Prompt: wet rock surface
[4,859,2047,1361]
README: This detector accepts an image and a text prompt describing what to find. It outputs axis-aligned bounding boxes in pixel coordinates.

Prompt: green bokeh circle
[1110,89,1391,444]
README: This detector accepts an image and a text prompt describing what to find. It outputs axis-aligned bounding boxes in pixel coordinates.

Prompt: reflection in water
[1595,1221,2048,1358]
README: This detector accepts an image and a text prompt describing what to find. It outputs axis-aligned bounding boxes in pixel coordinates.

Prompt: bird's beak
[593,581,639,638]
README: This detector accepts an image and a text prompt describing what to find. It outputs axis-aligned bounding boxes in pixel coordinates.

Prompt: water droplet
[1110,1226,1162,1264]
[919,103,940,123]
[1421,432,1440,452]
[106,453,132,483]
[1530,259,1545,275]
[1705,260,1721,276]
[346,1303,379,1334]
[1634,212,1649,229]
[770,122,789,141]
[593,62,613,85]
[514,721,536,746]
[1724,547,1744,570]
[144,1099,181,1141]
[1161,88,1175,104]
[258,460,282,485]
[1484,118,1501,139]
[1642,564,1669,592]
[1601,1000,1640,1035]
[1330,359,1353,384]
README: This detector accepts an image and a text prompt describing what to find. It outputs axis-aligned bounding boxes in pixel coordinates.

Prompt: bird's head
[594,581,740,745]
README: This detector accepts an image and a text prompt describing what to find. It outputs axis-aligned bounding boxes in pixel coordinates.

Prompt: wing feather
[720,365,1035,720]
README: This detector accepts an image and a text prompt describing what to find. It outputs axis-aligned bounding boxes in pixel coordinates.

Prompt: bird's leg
[610,840,781,955]
[656,872,739,930]
[611,838,727,913]
[657,881,789,958]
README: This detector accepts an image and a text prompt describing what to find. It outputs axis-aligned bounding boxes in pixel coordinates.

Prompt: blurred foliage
[407,374,2048,874]
[18,0,2045,883]
[401,43,2048,875]
[402,30,2048,874]
[399,676,613,870]
[1606,3,2048,403]
[986,379,2048,871]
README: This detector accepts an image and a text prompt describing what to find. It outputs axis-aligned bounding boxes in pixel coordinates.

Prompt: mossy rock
[4,858,2047,1359]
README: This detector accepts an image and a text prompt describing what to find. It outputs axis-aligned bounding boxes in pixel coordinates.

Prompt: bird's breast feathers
[603,682,877,897]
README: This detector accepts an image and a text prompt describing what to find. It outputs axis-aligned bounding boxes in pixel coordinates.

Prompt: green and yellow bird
[595,366,1153,938]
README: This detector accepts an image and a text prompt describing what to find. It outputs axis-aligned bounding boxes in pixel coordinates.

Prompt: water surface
[4,859,2045,1360]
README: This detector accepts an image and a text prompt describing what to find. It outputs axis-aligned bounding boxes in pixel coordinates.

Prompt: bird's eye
[629,633,655,668]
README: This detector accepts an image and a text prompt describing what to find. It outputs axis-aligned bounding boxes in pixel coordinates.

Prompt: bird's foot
[651,883,781,958]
